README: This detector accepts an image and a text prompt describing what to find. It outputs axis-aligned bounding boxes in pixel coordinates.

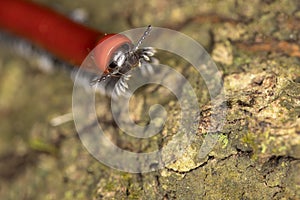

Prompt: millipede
[0,0,157,96]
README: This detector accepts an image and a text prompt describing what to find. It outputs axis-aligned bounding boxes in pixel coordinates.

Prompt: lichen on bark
[0,0,299,199]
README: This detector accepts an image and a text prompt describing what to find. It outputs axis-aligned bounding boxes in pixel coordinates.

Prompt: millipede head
[91,25,158,96]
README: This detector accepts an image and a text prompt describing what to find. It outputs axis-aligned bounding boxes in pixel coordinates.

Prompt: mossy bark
[0,0,299,199]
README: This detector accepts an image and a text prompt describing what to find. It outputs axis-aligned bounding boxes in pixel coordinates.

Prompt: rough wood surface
[0,0,299,199]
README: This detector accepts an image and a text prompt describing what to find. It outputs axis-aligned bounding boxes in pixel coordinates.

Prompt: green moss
[241,132,255,148]
[29,139,58,155]
[218,134,229,148]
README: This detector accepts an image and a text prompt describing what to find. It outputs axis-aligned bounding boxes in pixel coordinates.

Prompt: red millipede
[0,0,132,72]
[0,0,156,94]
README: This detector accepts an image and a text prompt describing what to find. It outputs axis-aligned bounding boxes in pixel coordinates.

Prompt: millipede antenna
[132,25,152,52]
